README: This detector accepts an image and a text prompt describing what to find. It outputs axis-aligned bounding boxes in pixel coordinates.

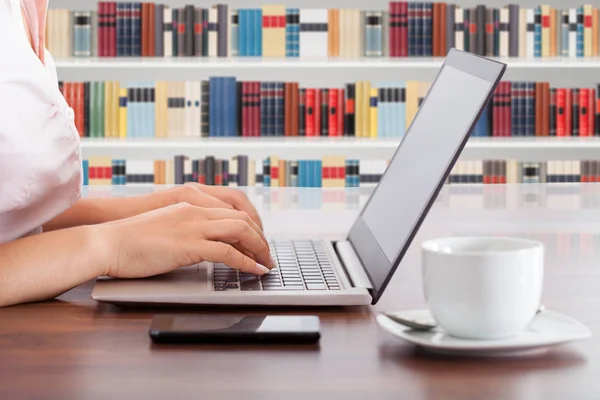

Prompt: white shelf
[79,137,600,161]
[54,56,600,69]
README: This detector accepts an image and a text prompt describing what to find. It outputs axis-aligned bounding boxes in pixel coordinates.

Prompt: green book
[98,81,105,138]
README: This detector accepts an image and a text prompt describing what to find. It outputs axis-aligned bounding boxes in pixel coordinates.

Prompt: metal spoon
[383,304,546,332]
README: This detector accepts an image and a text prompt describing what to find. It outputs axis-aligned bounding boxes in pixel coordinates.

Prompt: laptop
[91,49,506,307]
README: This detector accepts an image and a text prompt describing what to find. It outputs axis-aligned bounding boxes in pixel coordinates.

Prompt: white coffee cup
[421,236,544,340]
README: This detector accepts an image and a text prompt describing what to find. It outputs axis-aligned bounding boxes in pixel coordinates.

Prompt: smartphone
[149,315,321,344]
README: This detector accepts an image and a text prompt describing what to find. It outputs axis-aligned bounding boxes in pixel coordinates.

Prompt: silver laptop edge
[91,49,506,307]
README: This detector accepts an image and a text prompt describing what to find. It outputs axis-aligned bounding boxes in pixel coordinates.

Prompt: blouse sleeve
[0,2,82,243]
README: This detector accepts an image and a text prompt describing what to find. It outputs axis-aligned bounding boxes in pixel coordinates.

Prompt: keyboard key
[226,283,239,289]
[241,280,261,291]
[263,286,304,291]
[306,283,327,290]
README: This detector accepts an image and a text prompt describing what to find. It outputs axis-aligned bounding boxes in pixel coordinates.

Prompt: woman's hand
[96,202,275,278]
[163,184,264,229]
[44,184,264,232]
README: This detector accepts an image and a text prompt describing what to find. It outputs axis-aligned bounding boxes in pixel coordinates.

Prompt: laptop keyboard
[213,240,341,291]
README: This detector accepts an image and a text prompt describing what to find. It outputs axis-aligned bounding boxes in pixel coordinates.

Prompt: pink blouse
[0,0,82,243]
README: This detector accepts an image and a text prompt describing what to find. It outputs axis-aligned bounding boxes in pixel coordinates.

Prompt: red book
[389,2,398,57]
[565,89,572,136]
[580,88,590,136]
[499,161,506,183]
[589,89,596,135]
[314,89,321,136]
[141,3,149,56]
[329,89,339,136]
[270,162,279,182]
[254,82,261,137]
[108,2,117,57]
[337,89,345,135]
[556,88,566,136]
[504,82,512,137]
[305,89,316,136]
[241,82,249,137]
[98,2,106,57]
[399,2,408,56]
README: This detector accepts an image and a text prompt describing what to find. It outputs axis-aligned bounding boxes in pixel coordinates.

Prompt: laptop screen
[347,50,505,304]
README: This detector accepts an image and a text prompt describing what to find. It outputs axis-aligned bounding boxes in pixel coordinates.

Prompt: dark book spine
[321,89,329,136]
[260,82,269,136]
[195,8,204,56]
[549,88,557,136]
[201,80,210,137]
[131,3,141,56]
[237,81,243,136]
[596,84,600,136]
[476,5,486,55]
[202,9,209,56]
[205,156,215,185]
[573,88,580,136]
[174,155,184,185]
[172,8,179,56]
[485,8,494,57]
[299,88,306,136]
[344,83,355,136]
[238,155,248,186]
[217,4,229,57]
[155,4,164,56]
[423,2,433,56]
[83,81,90,137]
[446,4,455,53]
[276,82,285,136]
[185,5,194,56]
[178,7,186,57]
[509,4,519,56]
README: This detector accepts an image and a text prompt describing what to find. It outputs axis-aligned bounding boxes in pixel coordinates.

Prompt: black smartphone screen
[149,315,321,344]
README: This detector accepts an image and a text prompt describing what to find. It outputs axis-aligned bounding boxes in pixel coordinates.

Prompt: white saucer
[377,309,591,357]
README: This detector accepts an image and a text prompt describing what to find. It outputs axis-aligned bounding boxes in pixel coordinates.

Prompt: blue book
[315,160,323,187]
[132,3,142,56]
[407,3,415,56]
[365,11,383,57]
[82,160,89,186]
[148,85,156,138]
[525,82,536,136]
[511,82,520,137]
[577,8,584,57]
[286,8,300,57]
[126,86,136,138]
[209,77,221,137]
[260,82,269,136]
[124,3,132,56]
[254,9,263,56]
[298,160,306,187]
[224,77,238,136]
[238,9,247,56]
[116,4,125,56]
[74,11,92,57]
[263,158,271,187]
[422,3,433,56]
[534,7,541,57]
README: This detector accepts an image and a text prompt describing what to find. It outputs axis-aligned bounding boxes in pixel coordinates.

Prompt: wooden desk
[1,185,598,399]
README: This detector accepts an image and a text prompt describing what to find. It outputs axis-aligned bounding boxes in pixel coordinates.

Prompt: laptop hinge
[335,241,373,290]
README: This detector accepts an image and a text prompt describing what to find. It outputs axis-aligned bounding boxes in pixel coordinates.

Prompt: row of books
[82,156,600,187]
[46,2,600,59]
[60,78,600,139]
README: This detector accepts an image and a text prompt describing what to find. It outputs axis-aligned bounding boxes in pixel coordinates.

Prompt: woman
[0,0,273,307]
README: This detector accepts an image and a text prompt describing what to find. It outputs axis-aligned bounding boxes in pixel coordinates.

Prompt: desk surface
[1,184,599,400]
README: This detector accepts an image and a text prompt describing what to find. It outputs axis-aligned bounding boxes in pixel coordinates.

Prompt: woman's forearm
[43,193,171,231]
[0,226,107,307]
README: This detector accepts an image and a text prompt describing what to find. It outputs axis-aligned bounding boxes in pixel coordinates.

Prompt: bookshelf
[55,57,600,84]
[80,137,600,161]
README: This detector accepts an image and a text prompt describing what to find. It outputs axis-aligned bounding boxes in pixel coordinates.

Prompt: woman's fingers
[199,219,273,269]
[178,185,235,210]
[200,208,269,252]
[196,241,270,276]
[194,185,263,230]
